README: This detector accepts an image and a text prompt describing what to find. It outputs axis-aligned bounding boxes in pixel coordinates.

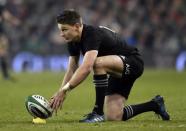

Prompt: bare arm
[60,56,79,87]
[67,50,98,88]
[50,55,79,99]
[50,50,98,111]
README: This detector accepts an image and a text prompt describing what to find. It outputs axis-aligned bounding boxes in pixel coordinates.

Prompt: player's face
[58,23,80,42]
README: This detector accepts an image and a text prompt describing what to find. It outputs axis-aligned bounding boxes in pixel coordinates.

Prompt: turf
[0,69,186,131]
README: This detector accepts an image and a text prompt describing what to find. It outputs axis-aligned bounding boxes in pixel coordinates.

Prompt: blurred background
[0,0,186,73]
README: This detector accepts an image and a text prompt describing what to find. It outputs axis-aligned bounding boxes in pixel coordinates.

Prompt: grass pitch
[0,69,186,131]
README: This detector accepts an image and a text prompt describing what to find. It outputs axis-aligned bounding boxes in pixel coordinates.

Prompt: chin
[64,38,71,42]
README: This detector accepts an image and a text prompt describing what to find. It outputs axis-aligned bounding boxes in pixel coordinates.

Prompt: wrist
[60,82,73,93]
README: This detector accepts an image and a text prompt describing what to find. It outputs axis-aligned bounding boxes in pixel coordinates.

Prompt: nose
[60,32,65,38]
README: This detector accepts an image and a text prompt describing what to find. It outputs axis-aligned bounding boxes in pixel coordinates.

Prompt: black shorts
[105,55,144,99]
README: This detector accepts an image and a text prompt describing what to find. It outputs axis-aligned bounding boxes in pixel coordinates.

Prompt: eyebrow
[61,26,68,29]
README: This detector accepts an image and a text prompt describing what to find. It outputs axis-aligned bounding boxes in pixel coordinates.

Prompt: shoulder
[82,24,101,40]
[83,24,100,33]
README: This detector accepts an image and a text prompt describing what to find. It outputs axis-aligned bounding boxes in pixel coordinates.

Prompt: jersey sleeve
[67,42,80,56]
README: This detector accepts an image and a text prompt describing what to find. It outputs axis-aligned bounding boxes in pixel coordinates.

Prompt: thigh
[94,55,123,77]
[105,94,126,121]
[119,55,144,78]
[106,76,136,99]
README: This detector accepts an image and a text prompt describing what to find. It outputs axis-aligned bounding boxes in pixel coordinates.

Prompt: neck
[77,24,83,42]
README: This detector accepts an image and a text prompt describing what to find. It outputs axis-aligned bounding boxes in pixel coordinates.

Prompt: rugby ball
[25,95,53,119]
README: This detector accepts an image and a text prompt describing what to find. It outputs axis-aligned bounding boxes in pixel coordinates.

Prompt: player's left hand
[49,89,67,114]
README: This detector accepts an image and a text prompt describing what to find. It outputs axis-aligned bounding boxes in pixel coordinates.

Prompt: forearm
[60,56,79,88]
[61,66,91,93]
[61,70,74,87]
[69,65,91,87]
[60,50,98,93]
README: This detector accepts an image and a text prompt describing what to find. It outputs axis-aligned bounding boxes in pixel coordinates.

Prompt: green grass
[0,69,186,131]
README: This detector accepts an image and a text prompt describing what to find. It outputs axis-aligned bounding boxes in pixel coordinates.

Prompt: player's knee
[93,57,105,70]
[105,106,123,121]
[106,111,123,121]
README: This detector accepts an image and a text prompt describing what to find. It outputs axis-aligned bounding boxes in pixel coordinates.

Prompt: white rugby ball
[25,95,53,119]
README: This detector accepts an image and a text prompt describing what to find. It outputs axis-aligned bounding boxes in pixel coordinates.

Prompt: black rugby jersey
[67,24,140,57]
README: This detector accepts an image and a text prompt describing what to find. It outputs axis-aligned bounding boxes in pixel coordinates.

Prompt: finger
[50,96,55,100]
[50,97,54,101]
[52,99,60,112]
[50,93,57,100]
[59,98,64,110]
[55,109,58,116]
[60,104,62,110]
[51,98,58,110]
[49,100,54,107]
[55,100,61,111]
[49,99,54,107]
[54,101,59,116]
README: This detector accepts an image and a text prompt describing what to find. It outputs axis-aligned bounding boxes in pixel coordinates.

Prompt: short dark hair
[56,9,81,25]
